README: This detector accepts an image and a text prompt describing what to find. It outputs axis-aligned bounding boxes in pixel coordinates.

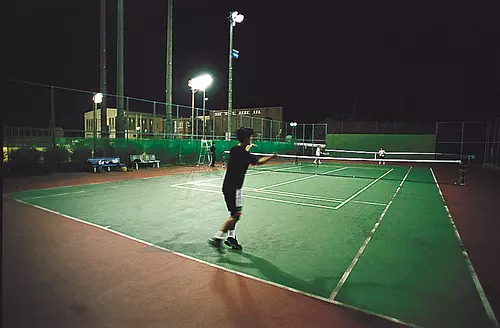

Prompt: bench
[87,157,126,173]
[130,154,160,170]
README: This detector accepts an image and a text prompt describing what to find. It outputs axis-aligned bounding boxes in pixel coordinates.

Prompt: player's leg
[224,189,243,250]
[209,188,240,249]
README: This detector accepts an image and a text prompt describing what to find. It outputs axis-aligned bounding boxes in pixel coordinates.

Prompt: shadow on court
[215,251,337,298]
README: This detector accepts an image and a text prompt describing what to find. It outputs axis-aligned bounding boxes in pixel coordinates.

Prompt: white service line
[329,167,412,300]
[172,171,266,187]
[23,190,91,200]
[256,167,348,190]
[430,168,499,328]
[196,182,388,207]
[334,169,394,210]
[6,197,420,328]
[173,165,298,187]
[171,185,339,210]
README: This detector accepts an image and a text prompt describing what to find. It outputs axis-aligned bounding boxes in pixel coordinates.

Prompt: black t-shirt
[223,145,258,190]
[210,145,216,154]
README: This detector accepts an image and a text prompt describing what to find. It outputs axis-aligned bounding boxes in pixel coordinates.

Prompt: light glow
[188,74,213,91]
[93,93,103,104]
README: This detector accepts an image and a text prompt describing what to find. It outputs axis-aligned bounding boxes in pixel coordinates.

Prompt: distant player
[313,145,322,165]
[210,143,216,167]
[378,147,386,165]
[208,127,277,250]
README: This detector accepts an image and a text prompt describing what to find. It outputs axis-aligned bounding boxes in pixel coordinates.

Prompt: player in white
[313,146,322,165]
[378,147,386,165]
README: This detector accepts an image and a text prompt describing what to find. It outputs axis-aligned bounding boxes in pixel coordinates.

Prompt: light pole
[203,94,208,139]
[92,93,103,157]
[290,122,298,162]
[290,122,298,140]
[188,74,213,139]
[227,10,244,140]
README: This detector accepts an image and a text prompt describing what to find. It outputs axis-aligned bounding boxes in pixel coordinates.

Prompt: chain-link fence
[327,120,436,134]
[483,118,500,167]
[435,121,494,164]
[5,80,328,143]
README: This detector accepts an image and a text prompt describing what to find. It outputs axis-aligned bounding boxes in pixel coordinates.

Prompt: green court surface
[9,162,497,328]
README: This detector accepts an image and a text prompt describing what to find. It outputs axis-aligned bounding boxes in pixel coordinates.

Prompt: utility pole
[100,0,107,139]
[165,0,174,137]
[117,0,125,138]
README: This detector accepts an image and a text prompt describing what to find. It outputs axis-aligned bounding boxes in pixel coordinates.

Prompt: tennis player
[209,142,216,167]
[208,127,277,250]
[378,147,386,165]
[313,145,322,165]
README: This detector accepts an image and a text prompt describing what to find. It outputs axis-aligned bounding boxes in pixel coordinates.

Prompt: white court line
[430,168,500,328]
[257,167,348,190]
[173,165,300,187]
[171,185,339,210]
[329,167,412,300]
[5,197,419,328]
[334,169,394,210]
[196,182,387,207]
[23,190,91,200]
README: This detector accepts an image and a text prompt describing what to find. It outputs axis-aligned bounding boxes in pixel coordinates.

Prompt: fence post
[153,102,156,139]
[125,97,129,142]
[261,118,264,141]
[50,86,56,149]
[176,105,180,139]
[460,122,465,159]
[270,120,273,141]
[483,120,491,165]
[492,118,500,165]
[312,124,315,146]
[303,124,305,145]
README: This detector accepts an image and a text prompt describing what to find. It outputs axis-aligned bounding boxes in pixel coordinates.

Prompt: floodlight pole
[93,101,97,156]
[191,88,195,139]
[227,14,235,140]
[202,91,207,139]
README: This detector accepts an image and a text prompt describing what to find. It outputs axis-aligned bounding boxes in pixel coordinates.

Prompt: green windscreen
[326,134,436,153]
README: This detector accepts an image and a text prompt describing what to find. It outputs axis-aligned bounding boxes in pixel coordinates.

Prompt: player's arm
[255,153,278,166]
[245,143,257,151]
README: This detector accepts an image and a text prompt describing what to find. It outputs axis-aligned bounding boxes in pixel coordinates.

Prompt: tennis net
[324,148,470,161]
[224,151,465,185]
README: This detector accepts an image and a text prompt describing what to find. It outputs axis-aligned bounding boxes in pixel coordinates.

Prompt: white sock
[214,231,224,239]
[228,230,235,238]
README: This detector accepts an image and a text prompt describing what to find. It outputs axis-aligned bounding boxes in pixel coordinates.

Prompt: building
[84,108,165,139]
[209,106,284,139]
[83,106,284,139]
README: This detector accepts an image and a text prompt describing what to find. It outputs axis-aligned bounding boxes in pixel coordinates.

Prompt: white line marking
[196,183,388,207]
[257,167,349,190]
[171,185,339,210]
[334,169,394,209]
[6,197,420,328]
[173,169,277,186]
[430,168,500,328]
[23,190,90,200]
[329,167,412,300]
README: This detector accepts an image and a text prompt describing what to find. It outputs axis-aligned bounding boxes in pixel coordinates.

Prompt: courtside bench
[87,157,126,172]
[130,154,160,170]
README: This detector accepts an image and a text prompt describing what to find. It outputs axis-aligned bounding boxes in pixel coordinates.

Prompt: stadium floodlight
[92,92,104,156]
[290,122,298,127]
[231,11,244,25]
[227,10,244,140]
[189,74,213,91]
[93,92,103,104]
[189,74,213,139]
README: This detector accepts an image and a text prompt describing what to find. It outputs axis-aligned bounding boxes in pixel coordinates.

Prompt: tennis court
[7,157,498,328]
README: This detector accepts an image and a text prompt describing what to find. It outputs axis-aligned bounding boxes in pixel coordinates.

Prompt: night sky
[4,0,500,130]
